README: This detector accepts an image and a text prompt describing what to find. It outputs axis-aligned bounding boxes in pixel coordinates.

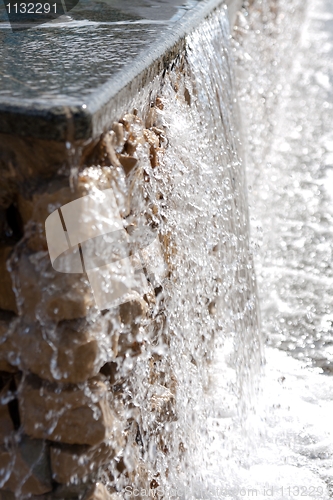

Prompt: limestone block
[0,435,52,496]
[0,246,17,314]
[17,168,125,228]
[17,182,86,253]
[83,483,115,500]
[119,296,148,335]
[19,375,121,446]
[17,166,126,252]
[10,318,113,384]
[0,312,117,384]
[116,296,148,357]
[50,440,119,484]
[15,246,94,322]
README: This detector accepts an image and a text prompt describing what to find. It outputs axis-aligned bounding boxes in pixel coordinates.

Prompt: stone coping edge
[0,0,242,142]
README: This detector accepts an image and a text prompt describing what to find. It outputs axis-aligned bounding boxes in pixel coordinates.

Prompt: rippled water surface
[0,0,201,103]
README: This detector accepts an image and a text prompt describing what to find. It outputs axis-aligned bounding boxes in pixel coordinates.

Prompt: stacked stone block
[0,99,168,498]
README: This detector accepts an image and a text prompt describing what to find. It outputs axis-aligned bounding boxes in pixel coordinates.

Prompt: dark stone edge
[0,0,242,142]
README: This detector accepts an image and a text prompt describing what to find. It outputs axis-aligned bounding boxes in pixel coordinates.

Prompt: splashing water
[194,0,333,498]
[4,0,333,497]
[123,0,333,497]
[100,4,262,497]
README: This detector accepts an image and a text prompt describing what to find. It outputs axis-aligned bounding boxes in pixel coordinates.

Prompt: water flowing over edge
[3,0,333,497]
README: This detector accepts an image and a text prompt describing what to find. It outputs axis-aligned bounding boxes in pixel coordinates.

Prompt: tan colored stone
[10,318,112,384]
[20,376,120,446]
[0,287,117,385]
[116,297,148,357]
[81,145,130,217]
[120,113,141,132]
[111,123,125,151]
[150,386,176,424]
[17,180,87,229]
[17,167,122,252]
[123,139,137,156]
[0,435,52,496]
[117,334,142,358]
[155,97,164,110]
[15,246,94,321]
[50,440,119,484]
[99,134,121,168]
[143,130,161,169]
[143,130,159,149]
[119,297,148,333]
[0,246,17,314]
[83,483,115,500]
[145,106,158,129]
[118,155,138,176]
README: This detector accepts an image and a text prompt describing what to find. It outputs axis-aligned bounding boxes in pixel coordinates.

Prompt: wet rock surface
[0,435,52,496]
[0,94,175,497]
[19,375,120,446]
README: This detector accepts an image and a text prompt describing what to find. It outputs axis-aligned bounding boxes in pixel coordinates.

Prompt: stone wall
[0,92,172,498]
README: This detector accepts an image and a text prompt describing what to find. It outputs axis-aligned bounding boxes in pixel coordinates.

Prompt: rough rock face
[19,375,121,446]
[0,435,52,496]
[50,441,117,484]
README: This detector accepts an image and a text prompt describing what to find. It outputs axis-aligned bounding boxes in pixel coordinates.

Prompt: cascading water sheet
[102,5,263,498]
[198,0,333,498]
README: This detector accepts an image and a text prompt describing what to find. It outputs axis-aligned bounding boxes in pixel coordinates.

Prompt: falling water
[115,0,333,497]
[103,4,263,498]
[197,0,333,498]
[3,0,333,497]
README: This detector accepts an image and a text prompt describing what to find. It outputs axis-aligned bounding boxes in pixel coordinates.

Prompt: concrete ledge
[0,0,242,142]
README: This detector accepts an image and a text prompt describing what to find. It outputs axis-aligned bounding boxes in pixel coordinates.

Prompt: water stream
[199,0,333,498]
[123,0,333,497]
[91,4,263,498]
[2,0,332,497]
